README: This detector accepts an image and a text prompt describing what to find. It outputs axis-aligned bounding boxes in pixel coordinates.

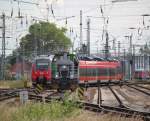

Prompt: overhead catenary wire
[0,0,39,5]
[87,15,150,18]
[0,0,149,56]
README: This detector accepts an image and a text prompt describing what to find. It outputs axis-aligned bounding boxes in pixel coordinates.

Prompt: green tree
[19,22,71,57]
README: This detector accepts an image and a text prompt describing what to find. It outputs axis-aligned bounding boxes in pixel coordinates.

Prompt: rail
[0,82,150,120]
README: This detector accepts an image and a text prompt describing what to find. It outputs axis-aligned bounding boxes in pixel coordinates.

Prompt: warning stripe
[34,84,43,94]
[37,84,43,90]
[78,87,84,99]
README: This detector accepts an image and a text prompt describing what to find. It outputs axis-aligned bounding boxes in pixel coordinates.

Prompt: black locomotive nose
[61,70,68,78]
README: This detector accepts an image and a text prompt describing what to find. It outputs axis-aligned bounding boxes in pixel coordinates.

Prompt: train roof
[56,59,74,65]
[78,55,118,62]
[34,55,54,61]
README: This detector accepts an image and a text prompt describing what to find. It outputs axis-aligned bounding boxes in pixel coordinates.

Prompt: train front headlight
[62,65,67,69]
[55,72,59,79]
[70,72,74,79]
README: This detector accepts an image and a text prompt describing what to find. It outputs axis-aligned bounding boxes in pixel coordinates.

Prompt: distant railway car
[134,55,150,80]
[134,70,150,80]
[79,60,123,84]
[31,55,52,87]
[51,52,79,91]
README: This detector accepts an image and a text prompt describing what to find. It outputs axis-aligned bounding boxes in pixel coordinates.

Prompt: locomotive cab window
[36,59,50,70]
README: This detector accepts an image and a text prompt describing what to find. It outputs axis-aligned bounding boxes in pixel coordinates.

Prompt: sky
[0,0,150,55]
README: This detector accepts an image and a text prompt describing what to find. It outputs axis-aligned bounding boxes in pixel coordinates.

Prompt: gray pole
[105,31,109,59]
[118,41,120,59]
[130,34,133,55]
[22,44,24,77]
[1,13,6,80]
[123,48,126,80]
[87,18,90,56]
[16,39,19,80]
[113,39,116,57]
[124,48,126,60]
[80,10,83,51]
[133,45,135,80]
[34,20,37,56]
[130,34,133,80]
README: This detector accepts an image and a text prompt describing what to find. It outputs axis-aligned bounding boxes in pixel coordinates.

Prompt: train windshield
[36,59,49,70]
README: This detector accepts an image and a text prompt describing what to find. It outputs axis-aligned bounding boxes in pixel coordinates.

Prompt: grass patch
[65,111,143,121]
[0,100,143,121]
[0,100,80,121]
[0,80,31,88]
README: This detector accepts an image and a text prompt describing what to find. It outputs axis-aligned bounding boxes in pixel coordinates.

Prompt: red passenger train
[79,60,123,84]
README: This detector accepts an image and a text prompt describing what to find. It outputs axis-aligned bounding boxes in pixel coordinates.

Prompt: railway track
[91,83,150,120]
[126,85,150,96]
[0,88,36,102]
[0,91,17,101]
[1,90,148,120]
[79,80,150,88]
[0,88,63,102]
[107,86,150,119]
[0,83,150,120]
[30,85,150,120]
[134,85,150,91]
[78,101,150,121]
